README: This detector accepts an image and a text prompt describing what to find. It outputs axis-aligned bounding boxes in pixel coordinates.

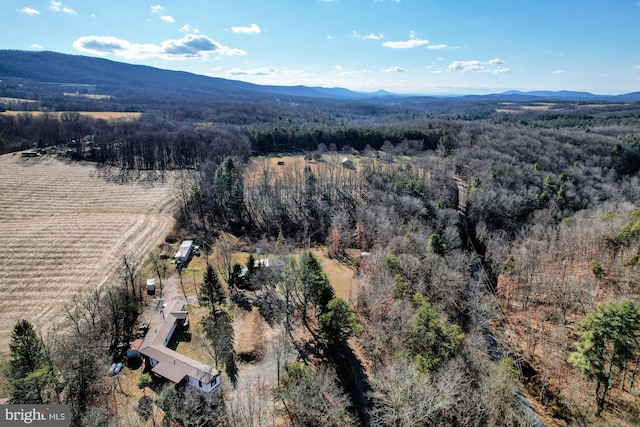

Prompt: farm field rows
[0,154,176,349]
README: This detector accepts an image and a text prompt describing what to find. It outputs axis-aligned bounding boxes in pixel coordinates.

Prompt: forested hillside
[169,109,640,425]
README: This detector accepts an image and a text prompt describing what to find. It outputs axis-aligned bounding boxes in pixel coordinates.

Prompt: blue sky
[3,0,640,94]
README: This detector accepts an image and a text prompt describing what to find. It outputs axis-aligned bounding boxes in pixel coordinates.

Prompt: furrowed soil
[0,153,176,350]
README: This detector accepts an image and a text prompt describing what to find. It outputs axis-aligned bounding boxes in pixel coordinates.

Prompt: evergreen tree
[203,311,236,377]
[318,298,362,346]
[246,253,256,277]
[198,264,226,310]
[299,251,335,315]
[406,294,463,374]
[568,299,640,415]
[213,156,244,228]
[8,319,55,404]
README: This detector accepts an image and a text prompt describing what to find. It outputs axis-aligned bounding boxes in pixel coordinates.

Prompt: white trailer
[174,240,194,265]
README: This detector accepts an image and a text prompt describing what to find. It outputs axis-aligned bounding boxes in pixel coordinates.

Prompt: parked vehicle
[136,322,149,338]
[146,278,156,295]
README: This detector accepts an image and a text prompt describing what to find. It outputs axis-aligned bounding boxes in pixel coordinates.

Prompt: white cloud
[551,70,565,74]
[50,1,76,15]
[448,59,511,73]
[31,44,43,49]
[228,67,275,76]
[281,68,312,77]
[232,24,261,34]
[632,65,640,74]
[151,5,164,14]
[73,34,246,59]
[338,69,370,76]
[383,66,406,73]
[383,38,428,48]
[161,15,175,23]
[428,44,448,50]
[179,24,199,34]
[18,7,39,14]
[449,60,484,72]
[353,31,384,40]
[382,32,428,48]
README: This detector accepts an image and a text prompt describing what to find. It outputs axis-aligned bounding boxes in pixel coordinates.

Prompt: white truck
[174,240,194,266]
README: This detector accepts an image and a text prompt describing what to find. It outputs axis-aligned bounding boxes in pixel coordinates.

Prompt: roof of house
[239,257,285,277]
[138,299,219,385]
[255,258,284,268]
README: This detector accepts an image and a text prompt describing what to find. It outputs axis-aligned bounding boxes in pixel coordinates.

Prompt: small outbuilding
[341,157,354,169]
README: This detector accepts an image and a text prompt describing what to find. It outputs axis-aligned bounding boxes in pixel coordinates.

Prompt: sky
[2,0,640,95]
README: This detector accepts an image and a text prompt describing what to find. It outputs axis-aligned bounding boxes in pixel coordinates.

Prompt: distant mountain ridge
[1,50,639,103]
[0,50,383,101]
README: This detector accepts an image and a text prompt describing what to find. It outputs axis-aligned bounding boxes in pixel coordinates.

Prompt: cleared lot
[0,154,176,349]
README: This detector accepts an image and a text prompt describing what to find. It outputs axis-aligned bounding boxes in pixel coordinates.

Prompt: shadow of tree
[327,341,372,426]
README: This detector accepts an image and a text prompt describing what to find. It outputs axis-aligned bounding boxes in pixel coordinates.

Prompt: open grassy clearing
[0,97,39,105]
[311,248,356,303]
[0,110,142,120]
[245,153,359,181]
[63,92,113,100]
[0,154,176,349]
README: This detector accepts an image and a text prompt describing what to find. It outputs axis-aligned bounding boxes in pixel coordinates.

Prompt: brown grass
[63,93,112,100]
[0,154,176,349]
[0,97,38,105]
[311,248,356,303]
[245,154,359,182]
[234,307,267,359]
[0,110,142,121]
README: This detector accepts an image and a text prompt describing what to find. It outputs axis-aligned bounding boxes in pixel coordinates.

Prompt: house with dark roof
[138,300,220,394]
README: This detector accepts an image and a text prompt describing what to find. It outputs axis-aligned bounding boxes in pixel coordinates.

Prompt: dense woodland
[3,63,640,425]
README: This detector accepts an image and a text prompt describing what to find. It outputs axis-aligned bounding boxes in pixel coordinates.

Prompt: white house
[138,300,221,394]
[238,257,284,278]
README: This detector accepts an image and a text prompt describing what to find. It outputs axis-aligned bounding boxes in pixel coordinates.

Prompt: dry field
[0,97,39,106]
[63,93,113,100]
[495,102,558,114]
[245,154,358,181]
[0,153,176,349]
[0,110,142,121]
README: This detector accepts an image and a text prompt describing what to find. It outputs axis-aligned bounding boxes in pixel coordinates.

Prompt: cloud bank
[73,34,246,59]
[448,58,510,73]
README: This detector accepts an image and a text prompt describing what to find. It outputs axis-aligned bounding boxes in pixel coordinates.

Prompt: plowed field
[0,154,176,349]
